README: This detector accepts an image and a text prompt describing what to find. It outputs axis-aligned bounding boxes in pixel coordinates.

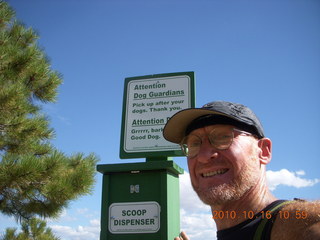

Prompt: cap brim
[163,108,230,144]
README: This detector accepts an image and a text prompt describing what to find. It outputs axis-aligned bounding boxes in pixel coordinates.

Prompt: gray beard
[192,162,258,206]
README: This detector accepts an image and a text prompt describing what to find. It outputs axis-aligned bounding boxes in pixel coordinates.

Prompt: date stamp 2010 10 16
[212,210,308,220]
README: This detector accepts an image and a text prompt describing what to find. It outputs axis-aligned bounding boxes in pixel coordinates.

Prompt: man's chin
[194,179,253,206]
[195,184,239,206]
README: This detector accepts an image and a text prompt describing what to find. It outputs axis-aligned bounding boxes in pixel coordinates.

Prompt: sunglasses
[180,126,253,158]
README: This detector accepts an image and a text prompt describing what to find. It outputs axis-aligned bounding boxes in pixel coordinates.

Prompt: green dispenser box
[97,160,184,240]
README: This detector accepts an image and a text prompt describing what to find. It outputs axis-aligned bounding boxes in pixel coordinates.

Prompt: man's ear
[257,138,272,165]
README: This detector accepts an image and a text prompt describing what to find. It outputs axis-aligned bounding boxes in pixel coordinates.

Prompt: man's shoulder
[271,200,320,240]
[282,199,320,213]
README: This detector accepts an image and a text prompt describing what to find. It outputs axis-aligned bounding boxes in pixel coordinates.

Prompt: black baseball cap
[163,101,265,144]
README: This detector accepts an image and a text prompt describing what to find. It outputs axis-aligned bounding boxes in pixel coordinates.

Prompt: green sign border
[119,72,195,159]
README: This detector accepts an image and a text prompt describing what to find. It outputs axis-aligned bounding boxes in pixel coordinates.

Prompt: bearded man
[163,101,320,240]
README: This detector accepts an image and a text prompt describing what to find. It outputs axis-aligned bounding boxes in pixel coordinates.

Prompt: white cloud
[76,208,89,215]
[179,172,216,240]
[89,219,100,227]
[295,170,305,176]
[50,219,100,240]
[75,208,99,219]
[266,169,320,191]
[180,209,216,239]
[179,172,211,213]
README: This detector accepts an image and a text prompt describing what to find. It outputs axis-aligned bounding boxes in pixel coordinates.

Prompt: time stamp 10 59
[212,210,308,220]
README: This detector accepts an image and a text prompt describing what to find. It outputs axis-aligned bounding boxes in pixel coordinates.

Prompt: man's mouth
[202,168,229,178]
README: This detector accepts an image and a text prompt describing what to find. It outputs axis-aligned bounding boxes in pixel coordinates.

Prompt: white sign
[109,201,160,234]
[124,75,192,153]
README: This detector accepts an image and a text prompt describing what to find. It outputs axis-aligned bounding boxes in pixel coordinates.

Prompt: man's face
[187,124,261,206]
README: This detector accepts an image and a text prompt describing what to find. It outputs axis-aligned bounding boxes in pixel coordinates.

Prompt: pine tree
[0,0,98,222]
[1,217,60,240]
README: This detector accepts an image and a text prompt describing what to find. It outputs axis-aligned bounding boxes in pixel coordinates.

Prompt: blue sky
[1,0,320,239]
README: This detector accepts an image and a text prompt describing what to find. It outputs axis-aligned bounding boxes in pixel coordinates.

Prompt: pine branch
[0,1,99,223]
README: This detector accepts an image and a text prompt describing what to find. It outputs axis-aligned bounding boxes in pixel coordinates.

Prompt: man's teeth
[202,169,228,177]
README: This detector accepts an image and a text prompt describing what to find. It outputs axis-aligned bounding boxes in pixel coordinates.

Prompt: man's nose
[196,139,219,163]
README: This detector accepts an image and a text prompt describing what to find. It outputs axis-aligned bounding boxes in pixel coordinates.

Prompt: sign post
[97,72,195,240]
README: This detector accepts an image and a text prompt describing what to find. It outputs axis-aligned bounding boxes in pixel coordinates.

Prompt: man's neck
[211,184,277,230]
